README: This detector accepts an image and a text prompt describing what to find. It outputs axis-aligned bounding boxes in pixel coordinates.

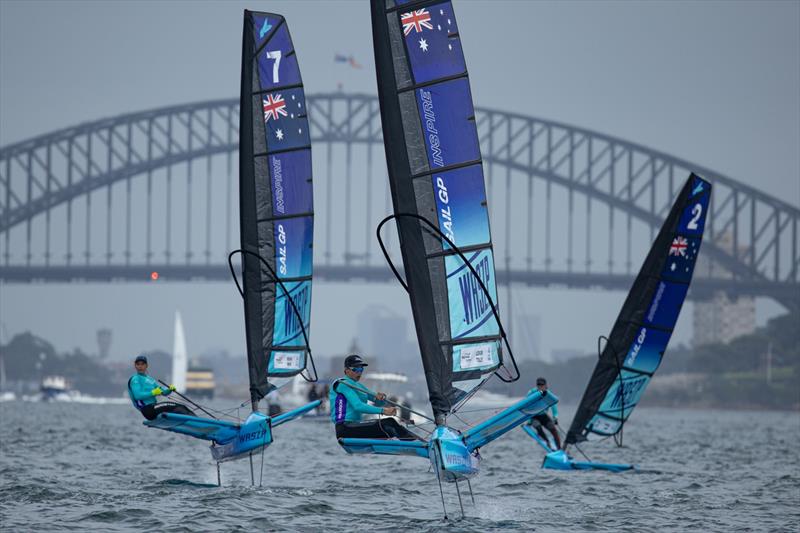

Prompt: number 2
[266,50,282,83]
[687,203,702,230]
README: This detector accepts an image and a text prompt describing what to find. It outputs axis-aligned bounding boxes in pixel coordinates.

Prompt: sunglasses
[348,366,365,373]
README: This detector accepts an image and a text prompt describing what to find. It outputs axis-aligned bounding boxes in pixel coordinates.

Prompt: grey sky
[1,1,798,362]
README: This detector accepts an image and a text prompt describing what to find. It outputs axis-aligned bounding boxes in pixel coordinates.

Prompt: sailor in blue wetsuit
[528,377,562,450]
[330,355,417,441]
[127,355,193,421]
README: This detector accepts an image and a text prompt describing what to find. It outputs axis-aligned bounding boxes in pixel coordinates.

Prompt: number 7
[266,50,282,83]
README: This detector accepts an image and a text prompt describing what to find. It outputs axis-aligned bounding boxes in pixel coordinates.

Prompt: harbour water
[1,401,798,532]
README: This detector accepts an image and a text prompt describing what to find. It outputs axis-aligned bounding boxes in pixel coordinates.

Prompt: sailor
[330,354,418,441]
[127,355,194,421]
[528,377,562,450]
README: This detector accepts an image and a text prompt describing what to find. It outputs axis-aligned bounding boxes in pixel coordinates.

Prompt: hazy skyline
[1,1,798,362]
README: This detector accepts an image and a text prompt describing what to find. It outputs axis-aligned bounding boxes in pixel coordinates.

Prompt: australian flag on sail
[263,88,310,152]
[402,2,466,84]
[662,235,701,282]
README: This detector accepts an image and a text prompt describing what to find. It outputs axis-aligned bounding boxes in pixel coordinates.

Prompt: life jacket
[330,378,347,424]
[127,376,146,410]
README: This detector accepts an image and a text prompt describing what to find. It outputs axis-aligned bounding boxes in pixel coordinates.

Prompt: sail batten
[372,0,504,418]
[240,11,314,405]
[565,173,711,445]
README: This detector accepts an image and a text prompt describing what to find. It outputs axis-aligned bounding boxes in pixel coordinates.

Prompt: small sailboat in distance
[524,174,712,472]
[337,0,557,517]
[171,311,187,394]
[139,10,320,484]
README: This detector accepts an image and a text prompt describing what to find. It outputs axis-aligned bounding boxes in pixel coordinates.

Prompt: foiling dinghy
[337,0,558,518]
[141,11,320,485]
[525,174,712,472]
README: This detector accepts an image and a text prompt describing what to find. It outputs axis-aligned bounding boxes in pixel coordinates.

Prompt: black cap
[536,377,547,385]
[344,354,368,368]
[134,354,148,364]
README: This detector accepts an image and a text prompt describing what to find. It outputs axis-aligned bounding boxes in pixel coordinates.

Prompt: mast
[239,11,315,412]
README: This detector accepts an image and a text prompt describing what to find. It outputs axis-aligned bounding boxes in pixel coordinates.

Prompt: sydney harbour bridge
[1,93,798,312]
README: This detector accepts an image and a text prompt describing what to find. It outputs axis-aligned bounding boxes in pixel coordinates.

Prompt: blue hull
[429,426,480,482]
[522,424,634,472]
[210,411,273,462]
[542,450,634,472]
[144,400,321,463]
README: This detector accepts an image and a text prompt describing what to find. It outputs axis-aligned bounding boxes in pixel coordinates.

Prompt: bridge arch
[1,94,797,310]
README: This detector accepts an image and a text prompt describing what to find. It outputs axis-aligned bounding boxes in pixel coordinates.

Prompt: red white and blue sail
[239,11,313,402]
[566,174,711,444]
[372,0,501,418]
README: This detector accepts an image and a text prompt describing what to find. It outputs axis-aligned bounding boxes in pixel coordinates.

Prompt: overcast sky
[1,1,798,363]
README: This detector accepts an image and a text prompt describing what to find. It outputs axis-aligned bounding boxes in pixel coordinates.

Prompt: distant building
[692,232,756,346]
[96,328,112,359]
[693,292,756,346]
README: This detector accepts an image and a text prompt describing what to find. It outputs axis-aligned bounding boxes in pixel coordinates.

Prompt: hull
[429,426,480,481]
[210,411,273,463]
[542,450,634,473]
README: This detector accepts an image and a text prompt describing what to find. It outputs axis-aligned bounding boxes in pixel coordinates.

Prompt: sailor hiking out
[527,377,562,450]
[330,355,418,441]
[127,354,194,421]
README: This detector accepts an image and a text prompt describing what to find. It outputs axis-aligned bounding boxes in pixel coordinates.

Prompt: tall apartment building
[692,232,756,346]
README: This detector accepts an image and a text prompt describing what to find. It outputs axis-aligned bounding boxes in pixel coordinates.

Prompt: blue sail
[373,0,503,419]
[565,174,712,444]
[239,11,314,400]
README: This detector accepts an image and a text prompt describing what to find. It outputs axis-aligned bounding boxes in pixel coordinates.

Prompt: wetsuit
[329,376,416,441]
[128,373,193,421]
[529,389,561,449]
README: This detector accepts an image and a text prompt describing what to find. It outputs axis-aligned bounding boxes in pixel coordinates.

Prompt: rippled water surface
[1,401,798,532]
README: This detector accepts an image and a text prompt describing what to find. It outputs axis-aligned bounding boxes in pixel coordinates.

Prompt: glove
[168,384,176,391]
[554,418,559,425]
[151,387,163,396]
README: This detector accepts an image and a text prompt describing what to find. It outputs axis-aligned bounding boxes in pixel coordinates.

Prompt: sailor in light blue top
[527,377,562,449]
[127,354,193,421]
[330,354,418,441]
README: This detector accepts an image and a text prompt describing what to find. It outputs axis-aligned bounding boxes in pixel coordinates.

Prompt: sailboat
[337,0,557,516]
[140,11,320,483]
[524,174,712,471]
[171,311,188,394]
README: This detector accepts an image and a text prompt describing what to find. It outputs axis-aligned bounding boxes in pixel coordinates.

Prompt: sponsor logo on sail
[283,284,309,338]
[609,377,647,410]
[458,255,492,326]
[625,327,647,367]
[277,223,288,275]
[436,177,454,242]
[646,281,666,323]
[259,19,272,39]
[420,89,444,167]
[272,157,285,214]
